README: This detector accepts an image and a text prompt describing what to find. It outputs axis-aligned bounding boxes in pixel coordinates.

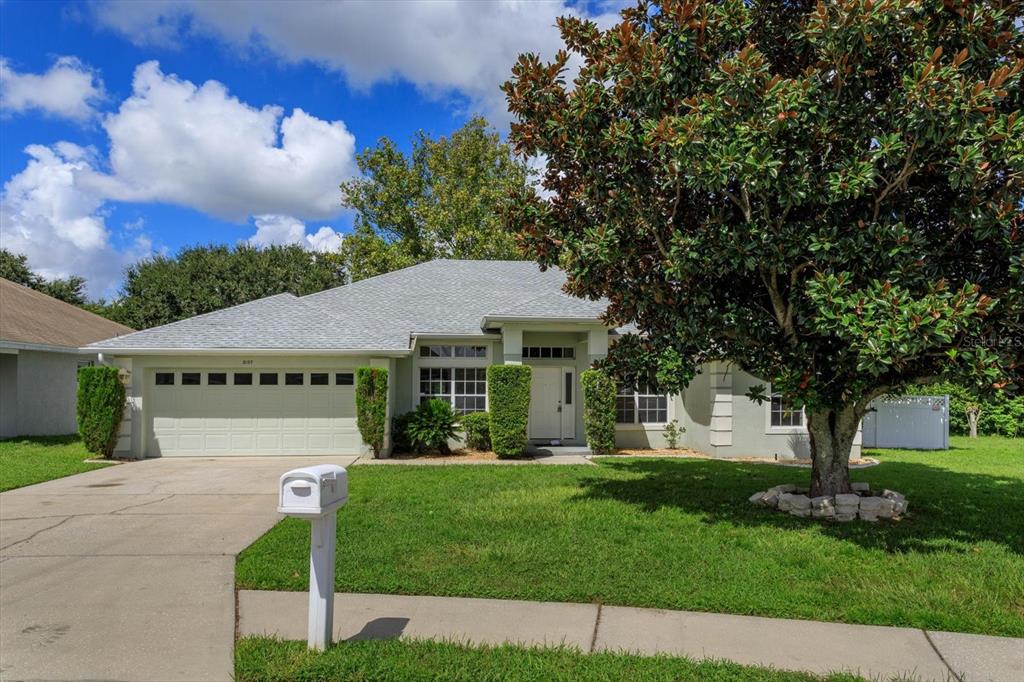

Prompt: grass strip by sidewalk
[0,435,113,492]
[236,436,1024,638]
[235,637,870,682]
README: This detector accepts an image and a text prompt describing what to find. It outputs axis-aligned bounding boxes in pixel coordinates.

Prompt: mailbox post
[278,464,349,651]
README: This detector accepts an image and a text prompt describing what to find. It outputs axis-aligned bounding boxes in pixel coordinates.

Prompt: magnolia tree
[504,0,1023,496]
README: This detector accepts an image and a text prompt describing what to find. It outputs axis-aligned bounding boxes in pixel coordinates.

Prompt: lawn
[236,436,1024,637]
[236,637,867,682]
[0,435,114,492]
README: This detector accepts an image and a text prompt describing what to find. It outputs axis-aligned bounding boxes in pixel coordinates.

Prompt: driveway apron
[0,456,357,682]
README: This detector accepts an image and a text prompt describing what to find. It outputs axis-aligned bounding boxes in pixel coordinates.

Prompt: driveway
[0,455,358,682]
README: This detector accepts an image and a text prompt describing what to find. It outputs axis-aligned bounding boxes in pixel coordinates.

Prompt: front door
[529,366,565,440]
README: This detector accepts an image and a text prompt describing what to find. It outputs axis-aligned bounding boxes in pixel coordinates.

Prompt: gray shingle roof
[89,260,611,352]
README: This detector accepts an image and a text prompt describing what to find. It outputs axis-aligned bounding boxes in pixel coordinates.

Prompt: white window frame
[615,383,670,429]
[413,340,493,414]
[765,391,807,434]
[417,366,487,414]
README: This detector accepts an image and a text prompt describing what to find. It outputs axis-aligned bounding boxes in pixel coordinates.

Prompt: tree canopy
[109,244,345,329]
[504,0,1023,495]
[339,116,531,281]
[0,249,88,306]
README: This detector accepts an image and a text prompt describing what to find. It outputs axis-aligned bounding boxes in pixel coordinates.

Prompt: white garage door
[147,369,361,456]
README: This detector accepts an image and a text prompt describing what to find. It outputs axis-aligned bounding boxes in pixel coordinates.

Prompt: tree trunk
[806,405,863,497]
[967,408,979,439]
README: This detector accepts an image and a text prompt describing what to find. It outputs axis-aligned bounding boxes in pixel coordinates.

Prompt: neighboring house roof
[0,278,134,350]
[88,259,612,353]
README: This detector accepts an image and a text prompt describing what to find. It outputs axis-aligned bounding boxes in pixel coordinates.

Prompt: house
[0,278,134,438]
[85,260,860,460]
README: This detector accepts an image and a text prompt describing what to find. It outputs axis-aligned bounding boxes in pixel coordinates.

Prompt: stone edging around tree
[749,483,908,522]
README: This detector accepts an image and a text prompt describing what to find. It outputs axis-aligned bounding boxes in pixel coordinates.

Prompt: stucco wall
[13,350,88,436]
[0,354,19,438]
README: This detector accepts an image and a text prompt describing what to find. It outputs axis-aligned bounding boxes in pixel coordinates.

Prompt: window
[77,360,94,371]
[454,368,487,413]
[182,372,201,386]
[208,372,227,386]
[310,373,329,386]
[285,372,304,386]
[419,345,453,358]
[335,372,354,386]
[419,344,486,358]
[419,367,451,402]
[234,373,253,385]
[259,372,278,386]
[522,346,575,359]
[616,383,668,425]
[770,394,804,428]
[155,372,174,386]
[564,372,573,405]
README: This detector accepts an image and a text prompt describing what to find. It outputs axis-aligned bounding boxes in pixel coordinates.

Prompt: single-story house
[86,260,860,460]
[1,278,134,439]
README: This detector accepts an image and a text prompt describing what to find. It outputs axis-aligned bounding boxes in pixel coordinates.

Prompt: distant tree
[340,116,532,281]
[111,244,345,329]
[505,1,1023,496]
[0,249,87,305]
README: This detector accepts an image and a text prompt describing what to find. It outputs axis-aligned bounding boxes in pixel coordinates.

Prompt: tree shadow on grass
[576,458,1024,555]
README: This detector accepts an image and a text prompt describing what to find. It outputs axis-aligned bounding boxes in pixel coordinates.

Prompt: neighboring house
[86,260,859,460]
[0,278,134,439]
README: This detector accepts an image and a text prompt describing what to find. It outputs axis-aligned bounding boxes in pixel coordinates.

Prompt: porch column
[587,327,608,365]
[502,325,523,365]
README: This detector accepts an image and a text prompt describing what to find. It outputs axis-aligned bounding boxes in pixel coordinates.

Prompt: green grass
[0,435,114,492]
[236,436,1024,637]
[235,637,869,682]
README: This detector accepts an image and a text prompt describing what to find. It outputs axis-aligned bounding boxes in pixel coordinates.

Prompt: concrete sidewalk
[238,590,1024,682]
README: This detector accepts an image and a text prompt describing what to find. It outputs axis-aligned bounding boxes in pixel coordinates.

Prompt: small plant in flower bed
[407,399,460,454]
[461,411,491,450]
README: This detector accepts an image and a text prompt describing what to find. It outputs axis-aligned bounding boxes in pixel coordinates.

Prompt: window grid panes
[336,373,354,386]
[770,394,804,427]
[207,372,227,386]
[419,367,486,414]
[155,372,174,385]
[521,346,575,359]
[420,344,486,358]
[259,372,278,386]
[234,373,253,385]
[181,372,201,386]
[616,384,668,424]
[310,373,329,385]
[419,367,451,402]
[285,372,304,386]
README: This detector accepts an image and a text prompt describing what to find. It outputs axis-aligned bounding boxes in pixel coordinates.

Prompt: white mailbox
[278,464,348,517]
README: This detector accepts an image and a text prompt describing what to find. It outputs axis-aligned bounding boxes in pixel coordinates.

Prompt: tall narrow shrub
[487,365,531,458]
[356,367,388,457]
[77,366,125,458]
[580,369,617,455]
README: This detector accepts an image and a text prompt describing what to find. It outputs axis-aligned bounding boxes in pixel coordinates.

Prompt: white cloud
[0,56,105,122]
[83,61,356,221]
[92,0,622,123]
[0,143,151,298]
[246,214,344,252]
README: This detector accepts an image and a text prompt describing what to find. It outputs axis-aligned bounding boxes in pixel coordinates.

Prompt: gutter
[78,347,412,358]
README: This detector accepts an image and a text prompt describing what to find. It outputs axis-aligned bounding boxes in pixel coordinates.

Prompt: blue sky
[0,0,618,298]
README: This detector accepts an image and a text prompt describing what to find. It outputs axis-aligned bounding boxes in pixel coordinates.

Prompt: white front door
[529,366,566,441]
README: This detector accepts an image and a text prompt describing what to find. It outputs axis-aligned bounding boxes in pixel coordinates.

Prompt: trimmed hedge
[580,369,617,455]
[356,367,389,457]
[487,365,532,458]
[77,366,126,458]
[461,411,491,450]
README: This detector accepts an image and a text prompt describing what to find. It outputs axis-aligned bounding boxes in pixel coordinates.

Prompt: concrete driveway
[0,455,357,682]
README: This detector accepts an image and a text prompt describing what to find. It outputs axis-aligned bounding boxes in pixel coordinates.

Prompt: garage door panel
[148,368,361,456]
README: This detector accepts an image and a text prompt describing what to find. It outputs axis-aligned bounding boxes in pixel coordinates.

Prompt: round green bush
[461,411,491,450]
[407,399,460,454]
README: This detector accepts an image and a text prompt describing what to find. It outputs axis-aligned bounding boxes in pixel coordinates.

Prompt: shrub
[391,411,415,453]
[462,411,491,450]
[77,366,126,458]
[356,367,388,457]
[580,369,617,455]
[407,399,460,454]
[487,365,532,458]
[663,419,685,450]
